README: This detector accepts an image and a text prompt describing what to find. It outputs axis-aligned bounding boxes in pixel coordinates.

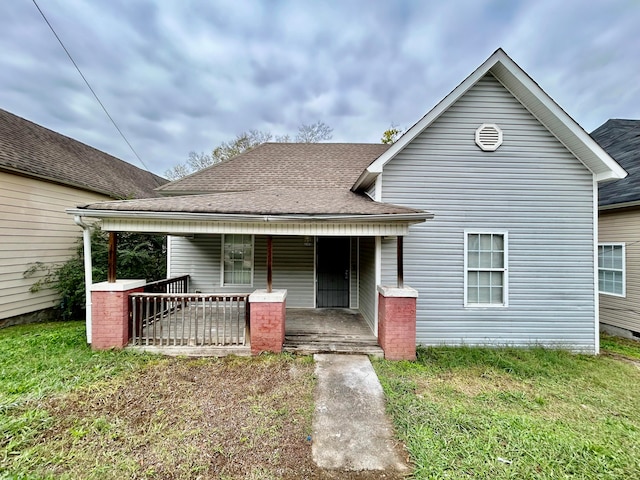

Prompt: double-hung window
[598,243,625,296]
[222,234,253,286]
[465,232,508,307]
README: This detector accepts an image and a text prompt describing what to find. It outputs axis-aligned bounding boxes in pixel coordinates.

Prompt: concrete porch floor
[284,308,383,357]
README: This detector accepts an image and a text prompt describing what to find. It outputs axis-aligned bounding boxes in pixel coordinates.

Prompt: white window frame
[464,230,509,307]
[598,243,625,297]
[221,234,254,287]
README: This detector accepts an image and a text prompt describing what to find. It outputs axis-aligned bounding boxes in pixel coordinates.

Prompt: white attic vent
[475,124,503,151]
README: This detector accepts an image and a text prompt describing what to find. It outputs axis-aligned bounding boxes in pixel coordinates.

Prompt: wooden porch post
[266,235,273,293]
[108,232,117,283]
[397,236,404,288]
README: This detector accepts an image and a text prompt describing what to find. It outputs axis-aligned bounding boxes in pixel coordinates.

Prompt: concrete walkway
[312,354,408,472]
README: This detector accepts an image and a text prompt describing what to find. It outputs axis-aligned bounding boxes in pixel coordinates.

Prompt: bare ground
[20,355,408,479]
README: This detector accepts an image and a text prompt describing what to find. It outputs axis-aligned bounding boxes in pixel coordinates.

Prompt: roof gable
[592,119,640,208]
[0,108,166,198]
[353,48,626,191]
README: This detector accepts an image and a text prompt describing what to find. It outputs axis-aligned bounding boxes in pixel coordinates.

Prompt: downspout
[73,215,93,344]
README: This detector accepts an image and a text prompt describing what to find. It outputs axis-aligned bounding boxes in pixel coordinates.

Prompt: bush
[25,227,166,319]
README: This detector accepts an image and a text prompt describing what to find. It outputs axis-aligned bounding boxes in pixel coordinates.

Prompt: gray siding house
[70,49,626,354]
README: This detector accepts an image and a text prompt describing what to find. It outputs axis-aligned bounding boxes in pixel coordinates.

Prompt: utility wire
[31,0,156,177]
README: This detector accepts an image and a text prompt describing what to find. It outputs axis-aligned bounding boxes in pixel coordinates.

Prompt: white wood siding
[380,74,596,351]
[358,237,376,330]
[169,234,315,308]
[0,172,108,320]
[599,208,640,334]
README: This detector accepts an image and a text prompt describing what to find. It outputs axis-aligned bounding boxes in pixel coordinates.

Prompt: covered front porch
[69,199,430,360]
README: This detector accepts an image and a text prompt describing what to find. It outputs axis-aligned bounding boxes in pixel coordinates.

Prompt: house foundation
[377,285,418,361]
[90,279,145,350]
[249,289,287,355]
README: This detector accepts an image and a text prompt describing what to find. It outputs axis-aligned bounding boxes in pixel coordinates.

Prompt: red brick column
[377,286,418,361]
[249,290,287,355]
[90,280,146,350]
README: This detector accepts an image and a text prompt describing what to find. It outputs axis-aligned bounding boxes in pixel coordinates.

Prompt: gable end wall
[380,74,596,351]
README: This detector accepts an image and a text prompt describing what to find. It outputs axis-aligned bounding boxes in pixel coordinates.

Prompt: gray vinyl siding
[169,234,314,308]
[380,73,596,351]
[599,208,640,334]
[358,237,376,330]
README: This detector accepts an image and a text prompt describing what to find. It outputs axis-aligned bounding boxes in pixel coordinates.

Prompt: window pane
[492,235,504,250]
[223,234,252,285]
[468,284,478,303]
[491,286,503,304]
[479,252,492,268]
[480,234,492,250]
[469,234,479,251]
[478,287,491,303]
[469,252,479,268]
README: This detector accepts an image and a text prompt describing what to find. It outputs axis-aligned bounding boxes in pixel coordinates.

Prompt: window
[222,234,253,286]
[465,232,508,306]
[598,244,625,296]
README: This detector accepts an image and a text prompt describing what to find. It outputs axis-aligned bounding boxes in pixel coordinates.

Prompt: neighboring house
[592,119,640,339]
[70,49,626,355]
[0,108,166,326]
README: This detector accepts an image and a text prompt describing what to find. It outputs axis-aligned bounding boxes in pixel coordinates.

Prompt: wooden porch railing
[143,275,189,294]
[129,292,249,347]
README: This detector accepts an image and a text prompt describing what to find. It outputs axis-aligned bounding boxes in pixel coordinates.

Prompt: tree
[381,124,403,144]
[165,121,333,180]
[25,227,166,319]
[295,120,333,143]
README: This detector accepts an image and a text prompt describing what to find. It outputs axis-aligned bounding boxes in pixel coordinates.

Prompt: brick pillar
[249,289,287,355]
[377,285,418,361]
[90,280,146,350]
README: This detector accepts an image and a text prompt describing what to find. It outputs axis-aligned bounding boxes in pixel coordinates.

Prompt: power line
[31,0,155,176]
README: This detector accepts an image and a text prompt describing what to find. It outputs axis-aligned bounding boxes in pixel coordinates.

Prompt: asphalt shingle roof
[156,143,390,194]
[592,119,640,207]
[0,108,166,199]
[78,142,426,217]
[81,188,422,216]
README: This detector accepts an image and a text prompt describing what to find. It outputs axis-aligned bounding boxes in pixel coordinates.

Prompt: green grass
[601,333,640,360]
[0,321,158,472]
[0,321,158,409]
[374,341,640,479]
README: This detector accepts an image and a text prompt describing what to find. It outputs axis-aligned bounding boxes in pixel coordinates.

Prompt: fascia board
[66,208,434,224]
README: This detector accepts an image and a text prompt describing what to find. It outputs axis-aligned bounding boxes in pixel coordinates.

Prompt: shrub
[25,227,166,319]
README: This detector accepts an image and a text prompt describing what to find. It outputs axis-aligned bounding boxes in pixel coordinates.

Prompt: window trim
[464,230,509,308]
[221,234,254,287]
[598,242,626,297]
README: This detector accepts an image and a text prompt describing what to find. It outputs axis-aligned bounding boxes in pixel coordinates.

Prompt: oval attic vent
[475,124,503,151]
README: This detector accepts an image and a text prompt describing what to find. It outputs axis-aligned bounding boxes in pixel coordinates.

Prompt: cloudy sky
[1,0,639,176]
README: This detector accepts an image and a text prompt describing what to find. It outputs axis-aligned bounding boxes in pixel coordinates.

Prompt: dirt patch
[24,355,407,479]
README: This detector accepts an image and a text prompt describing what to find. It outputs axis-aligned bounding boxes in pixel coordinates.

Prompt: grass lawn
[373,341,640,479]
[2,320,640,479]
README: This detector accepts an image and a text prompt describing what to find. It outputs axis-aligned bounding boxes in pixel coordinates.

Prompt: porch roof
[68,188,432,236]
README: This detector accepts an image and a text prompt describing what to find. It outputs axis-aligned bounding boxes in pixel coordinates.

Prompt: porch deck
[284,308,383,357]
[128,304,382,357]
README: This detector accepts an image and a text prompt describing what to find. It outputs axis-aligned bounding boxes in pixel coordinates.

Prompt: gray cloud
[0,0,638,176]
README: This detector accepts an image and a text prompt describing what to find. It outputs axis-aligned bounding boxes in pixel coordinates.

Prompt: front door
[316,237,350,308]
